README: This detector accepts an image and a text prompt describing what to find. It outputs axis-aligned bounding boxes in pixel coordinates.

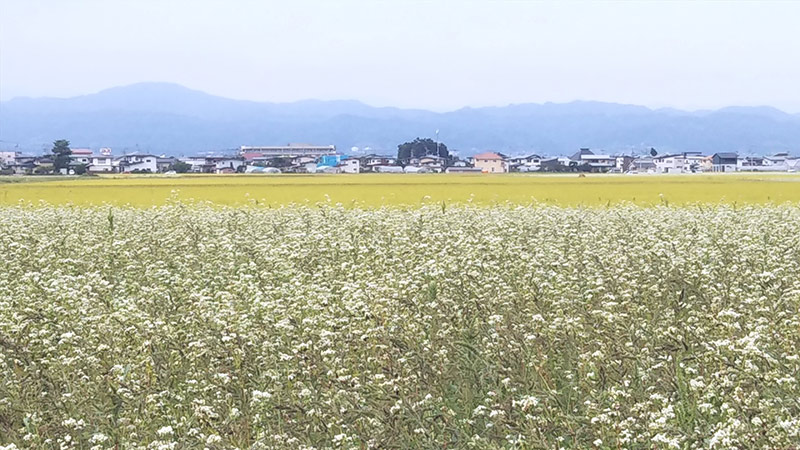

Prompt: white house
[211,157,244,173]
[510,154,542,171]
[653,153,706,174]
[653,154,689,174]
[117,154,158,173]
[337,158,360,174]
[88,155,115,173]
[0,151,18,166]
[179,157,210,173]
[579,154,616,170]
[70,149,93,165]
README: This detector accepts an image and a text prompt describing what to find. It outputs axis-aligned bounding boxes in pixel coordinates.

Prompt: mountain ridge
[2,82,799,156]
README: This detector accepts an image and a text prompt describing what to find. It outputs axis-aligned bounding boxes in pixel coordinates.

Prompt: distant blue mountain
[1,82,799,156]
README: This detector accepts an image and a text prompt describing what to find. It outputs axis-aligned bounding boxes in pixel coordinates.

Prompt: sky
[1,0,799,112]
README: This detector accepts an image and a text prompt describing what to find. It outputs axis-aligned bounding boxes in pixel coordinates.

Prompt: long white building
[240,144,336,158]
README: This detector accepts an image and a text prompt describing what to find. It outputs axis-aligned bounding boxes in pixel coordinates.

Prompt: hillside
[1,83,799,156]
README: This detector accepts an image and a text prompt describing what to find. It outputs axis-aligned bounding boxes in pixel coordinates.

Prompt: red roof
[473,152,504,160]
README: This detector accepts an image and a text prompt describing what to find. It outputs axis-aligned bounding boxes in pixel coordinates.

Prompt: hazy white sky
[1,0,799,112]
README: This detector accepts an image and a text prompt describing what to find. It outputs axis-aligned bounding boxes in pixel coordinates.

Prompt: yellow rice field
[1,173,800,207]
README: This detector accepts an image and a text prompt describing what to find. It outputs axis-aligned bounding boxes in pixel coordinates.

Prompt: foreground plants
[1,203,799,449]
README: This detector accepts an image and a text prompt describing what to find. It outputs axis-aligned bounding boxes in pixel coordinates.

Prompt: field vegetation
[1,203,800,448]
[1,173,800,207]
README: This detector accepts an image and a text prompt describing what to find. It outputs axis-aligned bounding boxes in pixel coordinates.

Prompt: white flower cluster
[0,203,799,448]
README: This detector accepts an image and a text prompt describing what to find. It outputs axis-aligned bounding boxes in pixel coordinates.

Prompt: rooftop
[473,152,505,160]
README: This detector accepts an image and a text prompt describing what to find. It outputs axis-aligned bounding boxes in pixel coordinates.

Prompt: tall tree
[51,139,72,173]
[397,137,449,164]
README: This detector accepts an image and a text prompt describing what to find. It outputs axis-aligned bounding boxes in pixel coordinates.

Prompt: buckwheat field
[2,202,800,449]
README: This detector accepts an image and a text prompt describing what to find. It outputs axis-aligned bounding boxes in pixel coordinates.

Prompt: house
[763,153,790,167]
[509,154,543,172]
[88,155,115,173]
[570,148,595,161]
[156,157,176,172]
[117,154,158,173]
[631,157,656,173]
[418,155,446,172]
[568,148,615,171]
[358,154,397,172]
[653,152,705,174]
[473,152,507,173]
[0,151,19,166]
[7,157,36,174]
[179,157,211,173]
[208,156,245,174]
[538,157,578,172]
[741,156,764,167]
[615,155,635,172]
[539,157,562,171]
[580,154,616,171]
[69,149,94,165]
[337,158,360,174]
[711,153,739,172]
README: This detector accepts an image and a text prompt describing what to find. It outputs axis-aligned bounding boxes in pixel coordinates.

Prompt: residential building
[699,156,713,172]
[0,151,18,166]
[711,153,739,172]
[337,158,360,174]
[653,152,705,174]
[156,157,176,172]
[179,157,211,173]
[418,155,446,172]
[615,155,635,172]
[473,152,507,173]
[88,155,115,173]
[208,156,245,174]
[569,148,615,171]
[358,154,397,171]
[117,154,158,173]
[509,154,543,172]
[70,149,93,165]
[632,157,656,172]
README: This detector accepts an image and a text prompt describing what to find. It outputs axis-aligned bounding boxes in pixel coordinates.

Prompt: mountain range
[1,82,799,156]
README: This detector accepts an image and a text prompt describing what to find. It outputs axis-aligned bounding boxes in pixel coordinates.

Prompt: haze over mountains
[1,82,799,157]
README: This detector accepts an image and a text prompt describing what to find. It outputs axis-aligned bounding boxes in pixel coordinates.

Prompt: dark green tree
[73,163,87,175]
[172,161,192,173]
[397,138,449,164]
[51,140,72,173]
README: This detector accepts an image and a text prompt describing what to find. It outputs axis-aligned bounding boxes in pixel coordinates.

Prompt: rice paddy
[1,173,800,207]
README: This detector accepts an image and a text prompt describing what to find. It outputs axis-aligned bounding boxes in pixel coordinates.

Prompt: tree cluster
[397,138,449,164]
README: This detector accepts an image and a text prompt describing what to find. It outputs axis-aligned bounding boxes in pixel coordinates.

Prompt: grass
[1,172,800,207]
